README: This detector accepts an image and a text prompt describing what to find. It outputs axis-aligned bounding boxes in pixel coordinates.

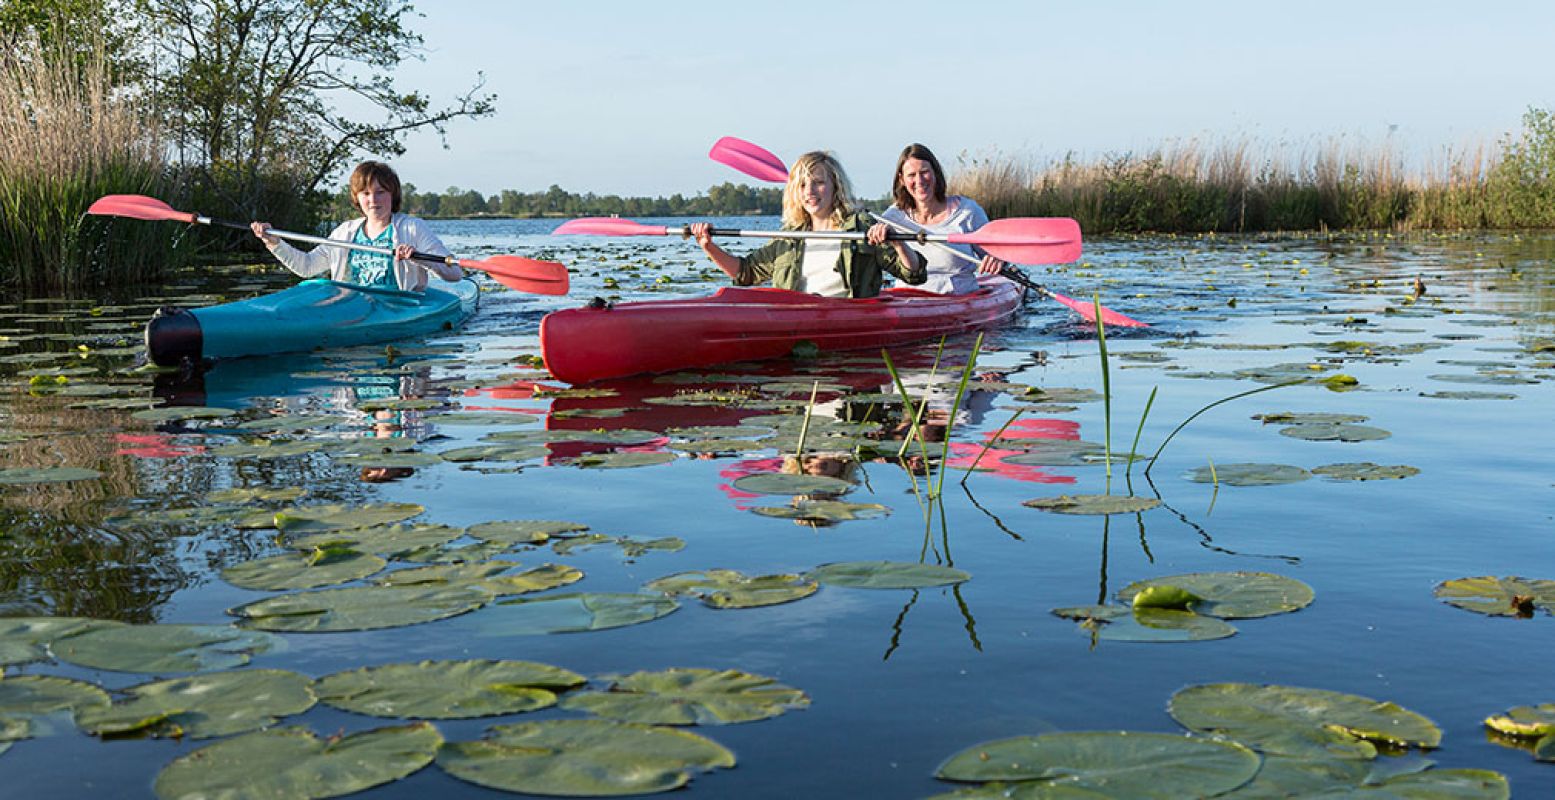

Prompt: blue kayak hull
[146,279,477,365]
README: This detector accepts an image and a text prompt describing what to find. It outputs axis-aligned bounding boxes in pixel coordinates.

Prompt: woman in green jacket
[689,151,926,298]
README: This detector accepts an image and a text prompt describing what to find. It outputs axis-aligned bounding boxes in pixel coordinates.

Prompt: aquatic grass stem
[793,381,820,458]
[934,333,983,498]
[1142,379,1304,479]
[960,409,1025,485]
[1124,387,1157,479]
[1094,295,1113,482]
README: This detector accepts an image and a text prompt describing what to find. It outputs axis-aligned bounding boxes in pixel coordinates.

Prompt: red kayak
[539,278,1023,384]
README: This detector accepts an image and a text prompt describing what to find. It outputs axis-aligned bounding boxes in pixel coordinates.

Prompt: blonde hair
[781,151,855,229]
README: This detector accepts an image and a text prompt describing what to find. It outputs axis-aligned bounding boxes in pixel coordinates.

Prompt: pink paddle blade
[949,217,1082,265]
[552,217,670,237]
[463,255,570,296]
[709,136,789,183]
[87,194,196,224]
[1044,288,1147,328]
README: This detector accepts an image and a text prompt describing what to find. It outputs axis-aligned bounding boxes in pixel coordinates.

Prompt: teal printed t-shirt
[349,225,397,288]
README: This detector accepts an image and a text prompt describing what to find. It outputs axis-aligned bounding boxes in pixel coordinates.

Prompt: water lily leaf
[1169,683,1441,759]
[398,540,513,564]
[273,502,424,533]
[337,451,443,469]
[1279,423,1391,442]
[432,411,539,426]
[807,561,971,589]
[552,428,662,445]
[1022,495,1160,515]
[1312,462,1420,481]
[323,438,421,456]
[669,425,774,440]
[935,731,1259,797]
[1118,572,1314,619]
[998,441,1105,467]
[207,486,307,504]
[130,405,234,422]
[51,623,281,673]
[234,414,339,433]
[1051,605,1236,642]
[0,467,103,485]
[0,675,110,739]
[1485,704,1555,738]
[1428,372,1538,385]
[437,444,548,463]
[1420,390,1517,400]
[153,722,442,800]
[285,523,462,556]
[560,667,809,725]
[922,781,1112,799]
[491,593,679,634]
[0,616,125,665]
[316,659,585,719]
[1253,412,1370,425]
[437,719,734,796]
[77,669,315,739]
[222,550,387,591]
[646,570,818,608]
[558,451,677,469]
[209,440,329,458]
[229,583,494,632]
[750,499,890,522]
[358,397,447,411]
[467,519,589,545]
[670,439,766,454]
[1433,576,1555,617]
[1226,754,1506,799]
[1021,387,1102,404]
[1184,463,1311,486]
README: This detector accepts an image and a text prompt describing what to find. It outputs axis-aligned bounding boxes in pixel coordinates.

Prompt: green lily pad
[646,570,818,608]
[209,440,330,459]
[1279,423,1392,442]
[316,659,585,719]
[750,499,891,522]
[438,444,548,463]
[77,669,315,739]
[996,441,1106,467]
[51,623,281,673]
[1226,754,1508,799]
[1420,390,1517,400]
[1051,605,1236,643]
[234,414,339,433]
[1433,576,1555,617]
[555,451,677,469]
[0,616,125,666]
[229,583,494,632]
[284,523,463,556]
[432,411,539,426]
[322,438,421,456]
[1428,372,1538,385]
[924,782,1111,798]
[273,502,424,533]
[358,397,448,411]
[807,561,971,589]
[1117,572,1315,619]
[670,439,766,454]
[437,719,734,796]
[378,560,583,596]
[153,722,442,800]
[669,425,775,440]
[560,668,809,725]
[1485,704,1555,738]
[491,593,679,634]
[467,519,589,545]
[1022,495,1161,515]
[0,467,103,485]
[222,550,387,591]
[935,731,1259,798]
[1312,462,1420,481]
[337,451,443,469]
[1252,412,1369,425]
[1169,683,1441,759]
[0,675,110,739]
[207,486,307,504]
[555,536,684,559]
[398,540,513,564]
[1021,387,1103,404]
[130,405,234,422]
[1184,463,1311,486]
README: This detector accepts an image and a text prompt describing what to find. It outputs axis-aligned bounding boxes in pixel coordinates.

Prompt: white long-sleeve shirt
[265,213,461,292]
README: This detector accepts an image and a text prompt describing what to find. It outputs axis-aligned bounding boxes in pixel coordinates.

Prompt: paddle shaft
[865,212,1053,299]
[687,226,994,247]
[202,215,460,269]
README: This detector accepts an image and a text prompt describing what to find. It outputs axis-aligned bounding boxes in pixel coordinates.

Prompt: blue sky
[382,0,1555,197]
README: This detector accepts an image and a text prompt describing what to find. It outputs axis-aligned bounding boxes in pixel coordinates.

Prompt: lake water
[1,217,1552,798]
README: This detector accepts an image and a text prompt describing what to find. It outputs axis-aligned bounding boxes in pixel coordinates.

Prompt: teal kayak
[146,278,479,366]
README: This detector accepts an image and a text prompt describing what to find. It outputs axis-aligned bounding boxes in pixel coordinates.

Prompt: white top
[797,240,848,298]
[879,196,990,294]
[265,212,462,292]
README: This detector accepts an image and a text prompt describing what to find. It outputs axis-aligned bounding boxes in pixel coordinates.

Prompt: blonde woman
[689,151,925,298]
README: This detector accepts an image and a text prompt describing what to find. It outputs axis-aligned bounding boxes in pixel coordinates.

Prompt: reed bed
[0,35,190,294]
[952,110,1555,233]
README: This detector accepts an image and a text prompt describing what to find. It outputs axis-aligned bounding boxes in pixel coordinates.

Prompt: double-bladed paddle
[87,194,570,295]
[704,136,1146,327]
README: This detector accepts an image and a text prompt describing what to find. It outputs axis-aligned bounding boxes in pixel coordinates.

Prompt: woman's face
[901,157,937,206]
[356,181,394,221]
[797,169,835,219]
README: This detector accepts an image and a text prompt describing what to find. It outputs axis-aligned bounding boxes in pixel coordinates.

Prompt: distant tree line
[331,181,784,219]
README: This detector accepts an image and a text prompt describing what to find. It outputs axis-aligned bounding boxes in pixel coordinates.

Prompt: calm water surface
[2,218,1553,797]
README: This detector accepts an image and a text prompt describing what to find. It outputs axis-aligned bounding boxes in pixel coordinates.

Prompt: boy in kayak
[250,161,462,291]
[688,151,926,298]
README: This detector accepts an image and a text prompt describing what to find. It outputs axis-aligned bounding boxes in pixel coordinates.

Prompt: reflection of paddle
[553,215,1083,266]
[87,194,570,295]
[706,136,1147,327]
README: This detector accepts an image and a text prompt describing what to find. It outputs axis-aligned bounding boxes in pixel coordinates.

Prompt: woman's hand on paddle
[250,222,279,248]
[866,222,891,246]
[393,243,415,261]
[977,254,1006,276]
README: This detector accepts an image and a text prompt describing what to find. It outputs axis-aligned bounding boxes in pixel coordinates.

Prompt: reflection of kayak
[146,278,478,366]
[540,278,1022,384]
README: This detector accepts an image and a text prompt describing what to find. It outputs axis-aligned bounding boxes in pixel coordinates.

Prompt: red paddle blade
[552,217,670,237]
[709,136,789,183]
[87,194,196,224]
[1043,288,1147,327]
[462,255,570,295]
[950,217,1083,264]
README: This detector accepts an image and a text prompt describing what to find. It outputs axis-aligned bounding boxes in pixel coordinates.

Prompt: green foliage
[334,180,785,219]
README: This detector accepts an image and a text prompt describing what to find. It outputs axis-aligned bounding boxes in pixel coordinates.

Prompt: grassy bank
[952,108,1555,234]
[0,36,192,295]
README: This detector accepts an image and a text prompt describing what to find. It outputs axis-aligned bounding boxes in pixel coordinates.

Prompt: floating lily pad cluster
[1053,571,1313,643]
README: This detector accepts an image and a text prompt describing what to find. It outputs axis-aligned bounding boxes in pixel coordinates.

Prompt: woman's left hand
[866,222,890,246]
[394,244,415,261]
[977,255,1006,276]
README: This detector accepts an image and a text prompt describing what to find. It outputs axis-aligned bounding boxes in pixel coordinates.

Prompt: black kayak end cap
[146,306,203,367]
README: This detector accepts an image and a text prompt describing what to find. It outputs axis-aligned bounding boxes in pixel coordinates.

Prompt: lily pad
[284,523,463,556]
[491,593,679,635]
[1312,462,1420,481]
[1433,576,1555,617]
[437,719,734,796]
[77,669,315,739]
[0,616,125,665]
[1253,412,1369,425]
[222,550,387,591]
[669,439,766,454]
[1022,495,1161,515]
[1420,390,1517,400]
[558,451,677,469]
[1485,704,1555,738]
[1117,572,1315,619]
[432,411,539,426]
[209,440,330,459]
[935,731,1259,798]
[273,502,424,533]
[379,561,583,596]
[153,722,442,800]
[0,675,110,739]
[560,668,809,725]
[1279,423,1392,442]
[750,499,891,522]
[51,623,281,673]
[229,583,494,632]
[130,405,234,422]
[1226,754,1508,798]
[0,467,103,485]
[438,443,548,463]
[467,519,590,545]
[1183,463,1311,486]
[207,486,307,504]
[1051,605,1237,643]
[1169,683,1441,759]
[646,570,818,608]
[807,561,971,589]
[398,540,513,564]
[316,659,585,719]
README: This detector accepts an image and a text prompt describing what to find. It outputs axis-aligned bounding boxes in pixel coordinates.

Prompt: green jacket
[735,213,927,297]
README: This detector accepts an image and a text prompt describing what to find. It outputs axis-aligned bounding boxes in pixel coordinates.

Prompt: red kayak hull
[540,278,1022,384]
